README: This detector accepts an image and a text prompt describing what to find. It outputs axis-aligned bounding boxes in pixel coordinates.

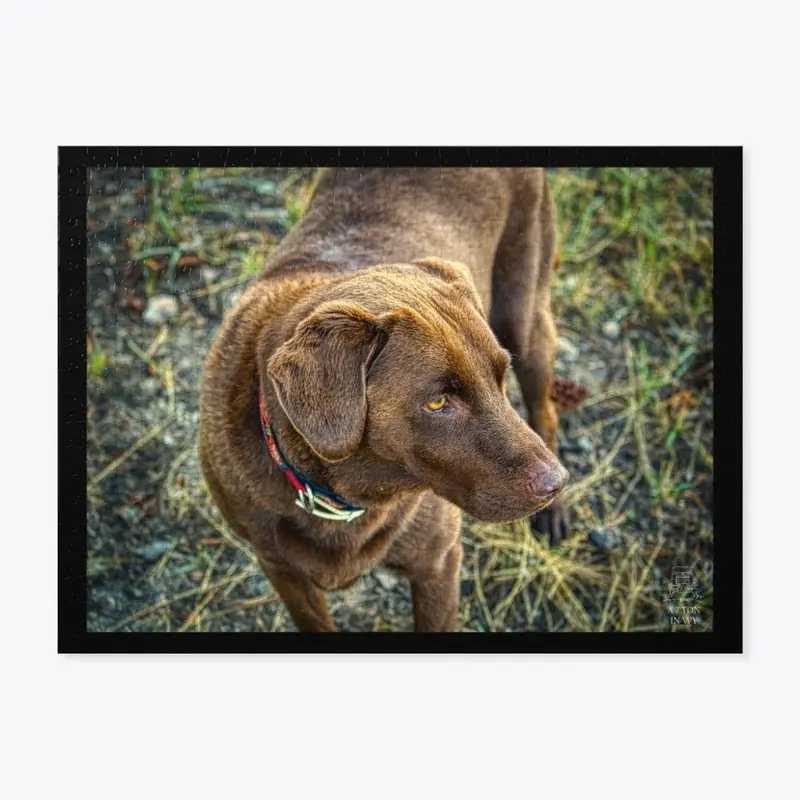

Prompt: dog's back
[263,168,544,309]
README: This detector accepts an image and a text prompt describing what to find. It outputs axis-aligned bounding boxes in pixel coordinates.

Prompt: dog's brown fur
[199,168,569,632]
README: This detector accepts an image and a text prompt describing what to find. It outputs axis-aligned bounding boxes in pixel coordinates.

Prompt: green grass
[87,335,109,383]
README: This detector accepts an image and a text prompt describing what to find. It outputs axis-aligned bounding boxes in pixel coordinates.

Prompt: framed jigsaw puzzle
[59,147,742,653]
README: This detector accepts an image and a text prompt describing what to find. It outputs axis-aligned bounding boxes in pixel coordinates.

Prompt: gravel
[143,295,179,325]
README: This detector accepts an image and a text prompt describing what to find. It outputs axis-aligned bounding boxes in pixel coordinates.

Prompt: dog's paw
[530,500,571,545]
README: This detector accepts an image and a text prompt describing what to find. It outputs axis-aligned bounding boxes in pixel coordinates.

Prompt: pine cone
[550,377,590,412]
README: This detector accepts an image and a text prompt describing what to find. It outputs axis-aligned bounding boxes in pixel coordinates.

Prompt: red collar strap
[258,391,366,522]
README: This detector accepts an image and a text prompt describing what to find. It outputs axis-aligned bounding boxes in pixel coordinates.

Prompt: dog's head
[266,258,568,522]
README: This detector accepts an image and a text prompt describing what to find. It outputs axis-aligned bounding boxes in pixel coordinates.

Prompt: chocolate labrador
[199,167,569,632]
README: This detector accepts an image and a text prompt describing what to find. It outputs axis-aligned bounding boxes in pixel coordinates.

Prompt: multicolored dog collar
[258,391,366,522]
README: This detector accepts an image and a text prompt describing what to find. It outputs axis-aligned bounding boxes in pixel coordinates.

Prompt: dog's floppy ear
[266,301,386,462]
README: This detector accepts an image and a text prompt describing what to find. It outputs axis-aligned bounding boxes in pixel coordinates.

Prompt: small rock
[143,295,179,325]
[202,266,221,286]
[558,337,580,362]
[118,506,140,525]
[137,540,174,560]
[602,320,621,340]
[576,435,594,454]
[140,378,160,396]
[589,529,621,552]
[374,570,399,591]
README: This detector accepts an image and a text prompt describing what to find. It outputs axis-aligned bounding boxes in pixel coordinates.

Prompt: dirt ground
[86,166,713,633]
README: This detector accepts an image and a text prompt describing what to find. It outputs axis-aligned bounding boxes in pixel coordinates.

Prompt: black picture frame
[60,146,742,654]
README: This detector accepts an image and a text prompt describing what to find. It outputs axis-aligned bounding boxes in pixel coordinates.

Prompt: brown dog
[199,167,569,632]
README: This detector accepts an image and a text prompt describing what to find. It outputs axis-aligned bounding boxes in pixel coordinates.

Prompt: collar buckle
[294,484,365,522]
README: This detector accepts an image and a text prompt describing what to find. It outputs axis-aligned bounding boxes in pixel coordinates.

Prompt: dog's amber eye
[425,395,448,411]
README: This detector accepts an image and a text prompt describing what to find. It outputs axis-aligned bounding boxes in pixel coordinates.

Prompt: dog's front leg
[257,556,337,632]
[409,541,463,633]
